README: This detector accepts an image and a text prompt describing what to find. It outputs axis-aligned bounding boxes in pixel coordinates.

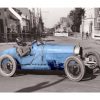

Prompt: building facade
[0,8,30,34]
[80,8,100,39]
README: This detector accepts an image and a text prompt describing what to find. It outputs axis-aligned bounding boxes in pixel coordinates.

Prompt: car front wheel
[0,54,16,77]
[84,51,100,69]
[64,56,85,82]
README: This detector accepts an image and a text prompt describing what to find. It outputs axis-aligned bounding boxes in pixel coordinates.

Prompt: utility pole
[82,16,84,32]
[31,8,44,41]
[29,9,32,33]
[32,8,36,29]
[32,8,37,40]
[82,15,84,39]
[4,8,8,42]
[39,8,44,34]
[36,8,40,40]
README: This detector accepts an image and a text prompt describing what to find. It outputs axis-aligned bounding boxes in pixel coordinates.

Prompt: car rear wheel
[64,56,85,82]
[0,54,16,77]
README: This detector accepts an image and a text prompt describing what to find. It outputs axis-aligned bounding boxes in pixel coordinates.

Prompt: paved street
[0,36,100,92]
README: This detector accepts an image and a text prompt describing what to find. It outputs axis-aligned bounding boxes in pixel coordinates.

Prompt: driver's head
[16,37,23,45]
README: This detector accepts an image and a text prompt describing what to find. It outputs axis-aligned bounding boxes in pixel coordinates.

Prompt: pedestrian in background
[86,32,89,39]
[82,32,84,40]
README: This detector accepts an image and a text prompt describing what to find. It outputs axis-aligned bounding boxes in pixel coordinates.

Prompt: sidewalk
[0,42,16,46]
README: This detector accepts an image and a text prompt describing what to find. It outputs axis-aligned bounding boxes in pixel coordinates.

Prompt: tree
[69,8,85,32]
[66,16,73,27]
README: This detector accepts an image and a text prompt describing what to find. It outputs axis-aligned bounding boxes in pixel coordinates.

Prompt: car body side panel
[0,43,75,70]
[44,43,74,69]
[44,43,74,62]
[21,44,51,70]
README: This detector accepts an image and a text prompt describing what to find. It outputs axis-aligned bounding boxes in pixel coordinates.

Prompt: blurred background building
[54,17,72,36]
[0,8,44,42]
[80,8,100,39]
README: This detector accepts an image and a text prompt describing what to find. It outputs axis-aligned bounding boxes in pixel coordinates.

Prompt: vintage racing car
[0,37,99,82]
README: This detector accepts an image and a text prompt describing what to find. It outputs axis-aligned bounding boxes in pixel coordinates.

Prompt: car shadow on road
[14,70,65,77]
[16,77,66,92]
[82,74,97,81]
[14,69,100,82]
[82,68,100,81]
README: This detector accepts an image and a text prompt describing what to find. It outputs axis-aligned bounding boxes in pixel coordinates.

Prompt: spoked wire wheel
[0,55,16,77]
[64,56,85,82]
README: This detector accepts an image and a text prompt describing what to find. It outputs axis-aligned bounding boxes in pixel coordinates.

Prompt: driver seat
[16,37,31,57]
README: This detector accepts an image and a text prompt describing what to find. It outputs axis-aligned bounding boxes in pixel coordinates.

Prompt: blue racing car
[0,37,99,82]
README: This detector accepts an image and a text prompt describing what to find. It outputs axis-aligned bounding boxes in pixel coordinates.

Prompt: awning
[8,8,22,21]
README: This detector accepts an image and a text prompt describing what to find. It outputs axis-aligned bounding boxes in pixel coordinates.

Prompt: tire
[0,54,16,77]
[84,51,100,69]
[64,56,85,82]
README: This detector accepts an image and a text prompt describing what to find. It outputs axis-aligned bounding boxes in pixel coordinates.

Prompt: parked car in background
[54,32,68,37]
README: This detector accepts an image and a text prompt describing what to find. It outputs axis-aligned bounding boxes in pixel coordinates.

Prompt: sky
[41,8,74,28]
